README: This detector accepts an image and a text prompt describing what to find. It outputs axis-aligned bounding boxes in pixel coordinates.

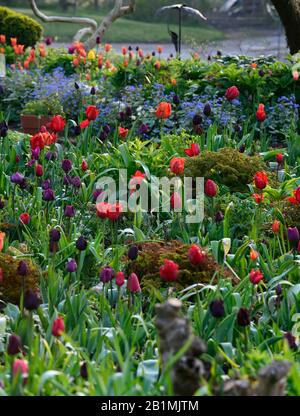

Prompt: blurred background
[1,0,286,57]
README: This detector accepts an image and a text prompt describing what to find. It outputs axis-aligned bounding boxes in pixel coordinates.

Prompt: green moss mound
[0,251,41,304]
[125,240,235,290]
[0,7,42,47]
[282,201,300,229]
[184,148,267,192]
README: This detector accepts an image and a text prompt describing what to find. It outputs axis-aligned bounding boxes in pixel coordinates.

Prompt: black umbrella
[156,4,207,55]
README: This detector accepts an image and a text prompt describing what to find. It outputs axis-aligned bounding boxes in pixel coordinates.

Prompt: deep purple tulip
[203,103,212,117]
[100,266,114,283]
[215,211,224,222]
[45,151,57,161]
[210,299,225,318]
[284,332,297,350]
[24,289,40,311]
[103,124,111,134]
[128,245,138,260]
[96,36,101,45]
[64,205,75,217]
[237,307,250,327]
[50,228,61,242]
[71,176,81,188]
[66,259,77,273]
[173,95,180,105]
[31,148,40,160]
[43,188,55,201]
[288,227,299,242]
[138,123,149,135]
[0,199,4,209]
[7,334,22,355]
[80,362,88,379]
[61,159,72,173]
[10,172,24,185]
[17,261,28,276]
[192,114,202,126]
[99,131,108,141]
[76,236,88,251]
[90,86,96,95]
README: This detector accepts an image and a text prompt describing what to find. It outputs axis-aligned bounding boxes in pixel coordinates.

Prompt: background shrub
[0,6,42,47]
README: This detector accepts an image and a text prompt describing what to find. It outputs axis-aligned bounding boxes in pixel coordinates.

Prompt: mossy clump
[282,201,300,228]
[125,240,234,290]
[184,148,267,192]
[0,251,41,304]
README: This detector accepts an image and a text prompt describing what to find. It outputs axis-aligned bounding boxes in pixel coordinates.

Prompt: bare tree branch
[84,0,136,49]
[29,0,136,47]
[28,0,98,38]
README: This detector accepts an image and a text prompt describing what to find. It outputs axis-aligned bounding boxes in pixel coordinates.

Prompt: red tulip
[170,192,182,210]
[249,269,263,285]
[287,187,300,204]
[86,105,100,121]
[225,86,239,101]
[253,193,264,204]
[19,212,30,225]
[80,119,90,129]
[276,153,283,164]
[254,171,268,189]
[35,164,43,177]
[205,179,218,197]
[184,143,200,157]
[106,202,123,221]
[96,201,110,219]
[159,259,179,282]
[155,102,171,119]
[52,316,65,337]
[188,244,207,266]
[256,104,266,122]
[170,157,185,174]
[119,127,129,138]
[49,115,66,132]
[81,160,88,171]
[12,359,28,377]
[272,220,280,234]
[116,271,125,287]
[127,272,141,293]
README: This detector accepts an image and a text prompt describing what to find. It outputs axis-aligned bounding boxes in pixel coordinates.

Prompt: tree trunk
[271,0,300,54]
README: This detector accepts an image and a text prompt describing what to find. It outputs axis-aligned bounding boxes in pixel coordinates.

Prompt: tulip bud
[80,361,88,379]
[209,299,225,318]
[127,273,141,293]
[128,245,138,260]
[66,259,77,273]
[7,334,22,355]
[237,307,250,326]
[24,289,40,311]
[17,261,28,276]
[100,266,114,283]
[52,316,65,337]
[116,271,125,287]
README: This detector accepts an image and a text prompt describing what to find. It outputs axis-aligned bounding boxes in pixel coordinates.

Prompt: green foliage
[0,6,42,47]
[184,148,267,192]
[22,96,64,117]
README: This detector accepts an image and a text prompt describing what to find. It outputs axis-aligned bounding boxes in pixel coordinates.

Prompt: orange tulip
[171,79,177,86]
[10,37,17,47]
[0,35,6,44]
[154,60,161,70]
[105,43,112,53]
[0,232,5,252]
[155,102,171,119]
